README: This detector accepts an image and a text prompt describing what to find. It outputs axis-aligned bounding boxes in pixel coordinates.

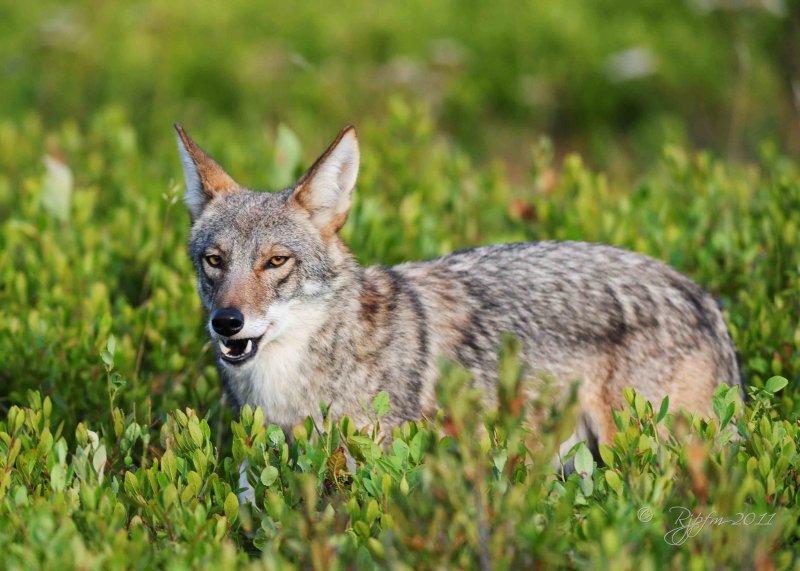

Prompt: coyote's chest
[224,303,331,430]
[228,339,318,429]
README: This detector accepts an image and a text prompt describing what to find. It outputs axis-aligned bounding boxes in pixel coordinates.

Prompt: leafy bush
[1,350,797,568]
[1,2,800,567]
[1,102,799,567]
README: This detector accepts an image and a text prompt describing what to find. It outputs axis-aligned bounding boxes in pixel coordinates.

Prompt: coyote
[175,124,742,458]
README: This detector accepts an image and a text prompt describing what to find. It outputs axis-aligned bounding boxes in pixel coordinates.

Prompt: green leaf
[188,421,203,447]
[392,439,410,461]
[354,521,371,538]
[267,425,285,447]
[758,454,771,478]
[399,475,410,495]
[260,466,279,487]
[161,449,177,481]
[409,431,428,464]
[350,435,382,463]
[224,492,239,523]
[721,402,735,429]
[622,387,635,406]
[598,444,615,468]
[113,410,124,439]
[187,471,202,495]
[163,483,178,508]
[12,486,28,507]
[106,335,116,357]
[372,391,391,418]
[50,464,66,492]
[574,443,594,478]
[124,472,140,497]
[232,438,247,464]
[193,449,208,476]
[634,392,648,419]
[368,537,385,558]
[181,483,196,503]
[656,396,669,423]
[92,444,107,480]
[253,407,265,431]
[241,405,254,430]
[100,335,116,369]
[366,499,381,525]
[8,437,21,467]
[765,376,788,394]
[579,474,594,496]
[492,449,508,473]
[605,470,623,495]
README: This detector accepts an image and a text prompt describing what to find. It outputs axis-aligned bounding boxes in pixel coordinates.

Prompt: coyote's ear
[174,123,240,221]
[291,126,359,235]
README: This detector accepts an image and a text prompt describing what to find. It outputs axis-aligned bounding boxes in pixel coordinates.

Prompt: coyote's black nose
[211,308,244,337]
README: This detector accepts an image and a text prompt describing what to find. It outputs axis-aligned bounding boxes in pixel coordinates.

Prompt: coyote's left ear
[291,126,360,235]
[174,123,240,222]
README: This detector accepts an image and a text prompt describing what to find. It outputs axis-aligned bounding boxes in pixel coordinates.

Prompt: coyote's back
[175,123,742,454]
[396,241,741,447]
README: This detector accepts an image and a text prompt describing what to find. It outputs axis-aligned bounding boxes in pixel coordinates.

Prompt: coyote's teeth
[218,337,256,360]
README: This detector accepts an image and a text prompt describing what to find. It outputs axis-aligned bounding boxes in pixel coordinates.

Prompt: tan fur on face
[215,276,267,318]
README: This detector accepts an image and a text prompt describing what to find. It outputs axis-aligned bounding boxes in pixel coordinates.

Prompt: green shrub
[1,357,797,568]
[1,5,799,559]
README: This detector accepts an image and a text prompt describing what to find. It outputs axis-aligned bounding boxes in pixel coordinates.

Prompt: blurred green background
[2,0,799,172]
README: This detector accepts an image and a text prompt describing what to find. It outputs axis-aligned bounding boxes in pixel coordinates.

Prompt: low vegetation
[1,1,799,568]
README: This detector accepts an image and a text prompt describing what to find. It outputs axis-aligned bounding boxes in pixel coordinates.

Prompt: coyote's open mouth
[218,335,262,365]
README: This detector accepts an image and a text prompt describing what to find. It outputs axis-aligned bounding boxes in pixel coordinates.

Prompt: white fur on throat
[224,299,329,429]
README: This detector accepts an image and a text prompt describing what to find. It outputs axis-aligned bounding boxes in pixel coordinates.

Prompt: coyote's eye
[266,255,289,269]
[205,254,222,268]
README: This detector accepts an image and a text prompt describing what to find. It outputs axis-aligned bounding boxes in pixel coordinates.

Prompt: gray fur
[177,125,743,449]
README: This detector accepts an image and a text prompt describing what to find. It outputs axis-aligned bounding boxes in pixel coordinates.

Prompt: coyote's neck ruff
[176,124,742,449]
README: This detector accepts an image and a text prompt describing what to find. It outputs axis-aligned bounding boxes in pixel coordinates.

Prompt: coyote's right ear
[174,124,240,221]
[291,126,360,236]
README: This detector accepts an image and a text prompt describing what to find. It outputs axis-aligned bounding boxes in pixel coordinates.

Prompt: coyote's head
[175,125,360,367]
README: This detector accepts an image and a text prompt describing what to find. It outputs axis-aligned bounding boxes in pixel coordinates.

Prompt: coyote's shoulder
[175,124,742,450]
